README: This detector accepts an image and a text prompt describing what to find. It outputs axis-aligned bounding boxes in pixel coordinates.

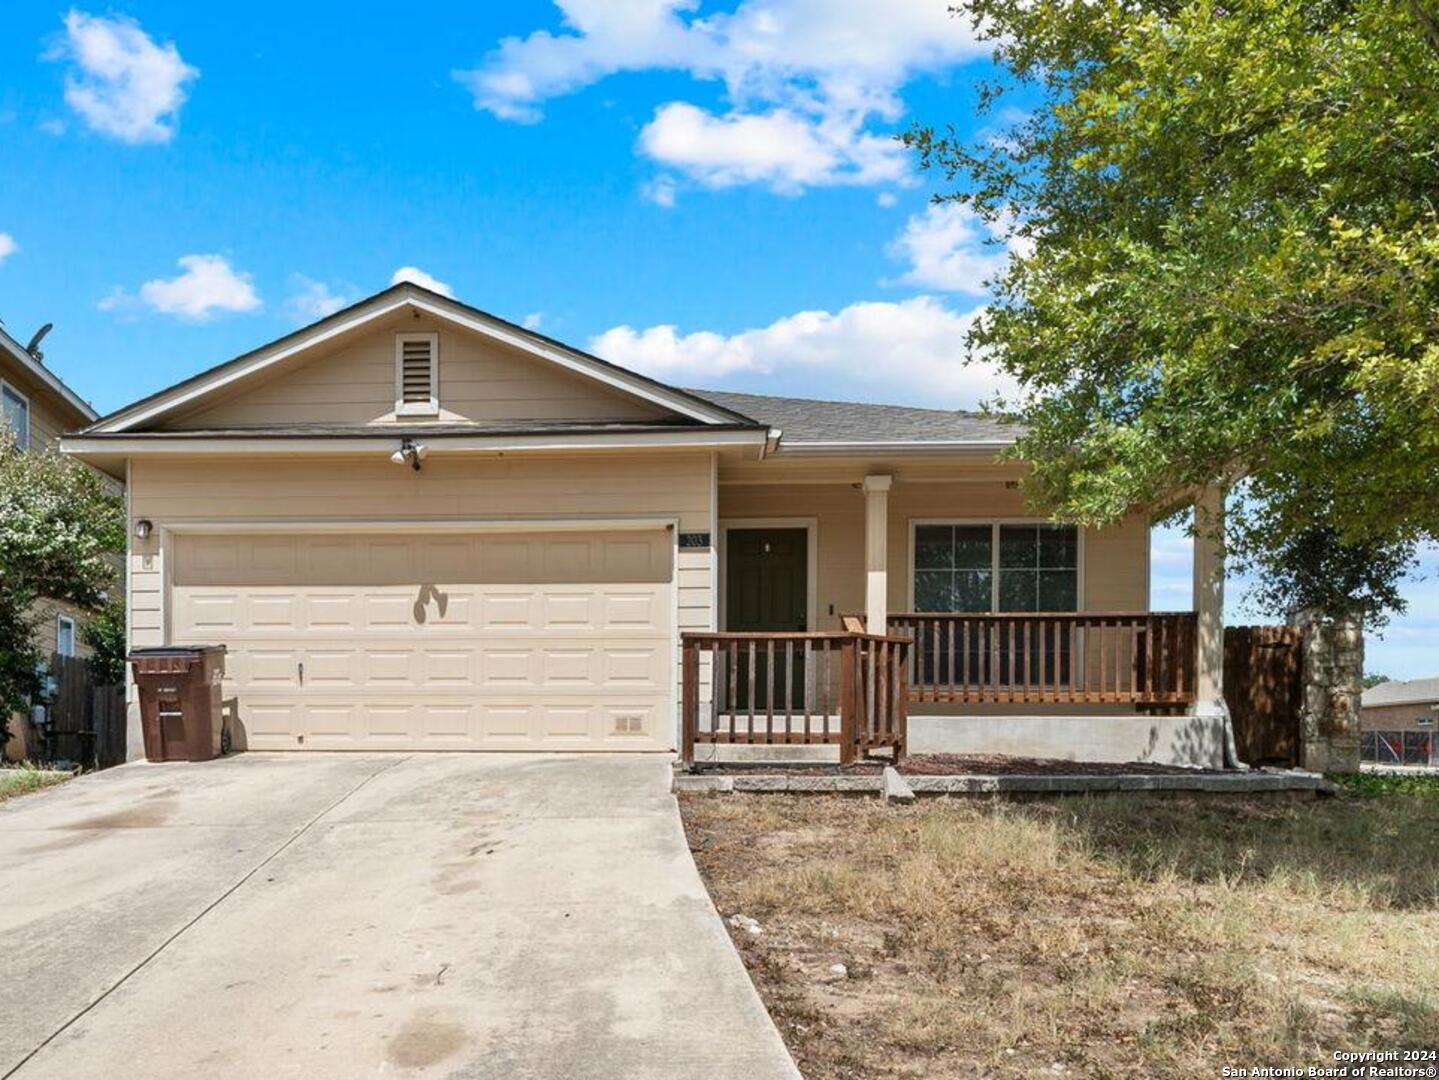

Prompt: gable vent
[394,333,439,415]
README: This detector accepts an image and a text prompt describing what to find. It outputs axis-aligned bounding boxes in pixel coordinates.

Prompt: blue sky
[0,1,1433,677]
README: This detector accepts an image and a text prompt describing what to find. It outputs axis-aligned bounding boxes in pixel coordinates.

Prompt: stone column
[1295,610,1364,773]
[863,475,892,634]
[1192,484,1227,717]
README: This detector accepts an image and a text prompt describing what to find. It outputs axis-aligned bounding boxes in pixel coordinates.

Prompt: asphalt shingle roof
[1362,677,1439,708]
[683,388,1018,444]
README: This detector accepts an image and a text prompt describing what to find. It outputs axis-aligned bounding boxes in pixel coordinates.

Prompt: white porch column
[1192,484,1227,715]
[863,474,892,633]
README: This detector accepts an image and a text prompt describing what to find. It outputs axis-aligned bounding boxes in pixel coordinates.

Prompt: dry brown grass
[680,791,1439,1079]
[0,765,69,804]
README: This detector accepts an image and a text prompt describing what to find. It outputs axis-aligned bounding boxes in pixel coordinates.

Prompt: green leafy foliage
[904,0,1439,620]
[81,596,127,687]
[0,440,124,738]
[1329,771,1439,798]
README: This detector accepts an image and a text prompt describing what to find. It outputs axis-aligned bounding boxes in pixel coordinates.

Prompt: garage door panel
[173,530,673,752]
[305,650,357,687]
[247,650,300,687]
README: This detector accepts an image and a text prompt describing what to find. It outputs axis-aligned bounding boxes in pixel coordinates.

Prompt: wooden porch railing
[887,612,1198,707]
[680,631,911,766]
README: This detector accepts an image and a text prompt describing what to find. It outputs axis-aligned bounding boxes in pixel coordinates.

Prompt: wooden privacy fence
[47,653,127,770]
[887,612,1199,708]
[1224,625,1304,766]
[680,631,911,766]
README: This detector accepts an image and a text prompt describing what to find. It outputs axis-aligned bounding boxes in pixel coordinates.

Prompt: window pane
[1037,569,1078,611]
[914,571,955,612]
[1038,525,1078,568]
[954,570,992,612]
[2,388,27,450]
[914,526,954,570]
[999,525,1038,568]
[953,526,992,570]
[998,569,1037,611]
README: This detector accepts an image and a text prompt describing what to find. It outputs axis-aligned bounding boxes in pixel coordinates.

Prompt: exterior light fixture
[133,518,154,540]
[390,439,428,471]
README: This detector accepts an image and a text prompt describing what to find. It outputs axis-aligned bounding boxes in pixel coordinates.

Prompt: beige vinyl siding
[718,479,1151,625]
[164,312,669,430]
[1,365,84,452]
[126,450,716,752]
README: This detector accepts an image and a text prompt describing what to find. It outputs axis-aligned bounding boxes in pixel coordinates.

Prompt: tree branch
[1408,0,1439,57]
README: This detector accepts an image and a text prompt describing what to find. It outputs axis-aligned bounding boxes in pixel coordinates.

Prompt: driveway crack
[2,755,411,1079]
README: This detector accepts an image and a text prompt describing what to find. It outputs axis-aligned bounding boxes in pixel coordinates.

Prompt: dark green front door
[725,528,808,710]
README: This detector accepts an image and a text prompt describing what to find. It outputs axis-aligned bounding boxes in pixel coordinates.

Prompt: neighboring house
[1361,678,1438,767]
[1,320,103,761]
[64,283,1229,765]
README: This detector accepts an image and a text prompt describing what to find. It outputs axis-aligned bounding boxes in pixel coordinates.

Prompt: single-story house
[63,283,1232,765]
[2,319,108,761]
[1361,677,1437,767]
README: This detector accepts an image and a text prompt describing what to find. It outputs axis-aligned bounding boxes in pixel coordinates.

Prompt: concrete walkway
[0,754,800,1079]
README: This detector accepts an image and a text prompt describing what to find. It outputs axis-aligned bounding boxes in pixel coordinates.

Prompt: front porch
[688,465,1229,767]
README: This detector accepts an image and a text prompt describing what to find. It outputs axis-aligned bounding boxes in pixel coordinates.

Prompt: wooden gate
[1224,625,1304,766]
[48,654,127,770]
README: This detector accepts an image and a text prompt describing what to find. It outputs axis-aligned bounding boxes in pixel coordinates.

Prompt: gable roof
[83,282,759,434]
[686,388,1018,449]
[0,322,98,424]
[1363,677,1439,708]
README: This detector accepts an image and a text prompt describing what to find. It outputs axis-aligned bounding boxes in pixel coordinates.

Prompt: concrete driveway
[0,754,800,1080]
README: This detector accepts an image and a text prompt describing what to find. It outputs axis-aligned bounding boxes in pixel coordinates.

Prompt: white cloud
[285,275,354,322]
[48,11,198,144]
[0,234,17,266]
[876,191,897,208]
[886,203,1018,295]
[589,295,1010,409]
[457,0,986,194]
[639,102,904,193]
[641,174,678,207]
[522,312,545,330]
[390,266,454,298]
[101,254,260,321]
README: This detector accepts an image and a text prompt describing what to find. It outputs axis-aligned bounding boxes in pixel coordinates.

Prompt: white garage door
[170,530,674,752]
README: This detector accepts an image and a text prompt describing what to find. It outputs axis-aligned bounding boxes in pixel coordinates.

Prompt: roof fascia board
[61,427,769,457]
[774,439,1015,456]
[0,328,97,422]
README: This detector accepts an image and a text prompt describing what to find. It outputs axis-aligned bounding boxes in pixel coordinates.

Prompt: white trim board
[158,516,680,536]
[63,427,769,458]
[717,517,820,633]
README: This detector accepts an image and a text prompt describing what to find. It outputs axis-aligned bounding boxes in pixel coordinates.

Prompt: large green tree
[0,440,124,742]
[905,0,1439,622]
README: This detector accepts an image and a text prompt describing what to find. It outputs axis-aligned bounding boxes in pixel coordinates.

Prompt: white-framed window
[2,381,29,450]
[56,615,76,658]
[911,521,1081,612]
[394,332,439,416]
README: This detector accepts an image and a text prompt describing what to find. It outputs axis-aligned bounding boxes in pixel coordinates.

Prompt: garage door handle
[298,661,304,686]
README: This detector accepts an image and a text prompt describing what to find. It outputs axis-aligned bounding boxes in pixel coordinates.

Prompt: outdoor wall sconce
[389,438,428,471]
[133,518,153,540]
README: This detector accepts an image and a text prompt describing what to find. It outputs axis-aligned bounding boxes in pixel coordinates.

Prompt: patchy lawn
[0,765,71,803]
[681,790,1439,1078]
